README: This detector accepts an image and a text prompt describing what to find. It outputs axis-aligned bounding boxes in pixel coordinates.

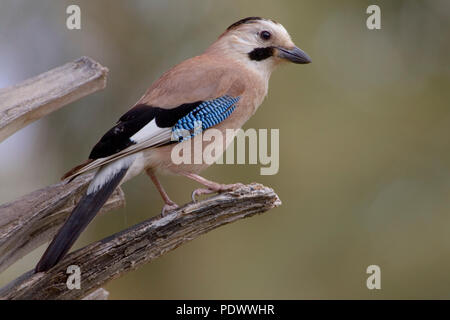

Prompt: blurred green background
[1,0,449,299]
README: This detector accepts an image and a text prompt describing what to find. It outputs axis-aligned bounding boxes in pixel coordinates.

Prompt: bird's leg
[179,172,244,202]
[146,169,178,215]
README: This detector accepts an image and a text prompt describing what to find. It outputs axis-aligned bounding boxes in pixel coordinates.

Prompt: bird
[35,17,311,273]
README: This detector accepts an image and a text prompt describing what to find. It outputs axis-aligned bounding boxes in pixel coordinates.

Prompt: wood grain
[0,173,125,273]
[0,183,281,300]
[0,56,108,142]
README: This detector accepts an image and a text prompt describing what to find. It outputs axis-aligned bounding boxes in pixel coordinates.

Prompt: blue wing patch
[172,95,240,142]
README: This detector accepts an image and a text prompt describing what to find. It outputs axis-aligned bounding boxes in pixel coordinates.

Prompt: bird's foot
[161,201,179,215]
[191,182,244,202]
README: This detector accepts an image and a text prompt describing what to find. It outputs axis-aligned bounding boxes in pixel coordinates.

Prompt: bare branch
[0,56,108,142]
[0,183,281,300]
[82,288,110,300]
[0,173,125,273]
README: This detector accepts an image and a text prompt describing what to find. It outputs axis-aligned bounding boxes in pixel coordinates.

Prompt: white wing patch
[66,123,172,182]
[66,96,239,182]
[130,119,160,143]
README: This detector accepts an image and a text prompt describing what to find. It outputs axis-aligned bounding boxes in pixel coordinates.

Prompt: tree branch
[0,183,281,300]
[0,56,108,142]
[82,288,110,300]
[0,56,121,273]
[0,173,125,273]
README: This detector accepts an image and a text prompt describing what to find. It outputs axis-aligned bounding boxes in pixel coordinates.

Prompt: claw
[191,188,215,202]
[161,202,179,215]
[191,183,245,202]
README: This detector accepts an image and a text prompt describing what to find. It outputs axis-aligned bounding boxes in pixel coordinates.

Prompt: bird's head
[209,17,311,75]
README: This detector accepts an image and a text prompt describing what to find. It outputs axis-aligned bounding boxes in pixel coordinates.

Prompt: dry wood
[82,288,110,300]
[0,56,281,301]
[0,56,120,273]
[0,173,125,273]
[0,183,281,300]
[0,56,108,142]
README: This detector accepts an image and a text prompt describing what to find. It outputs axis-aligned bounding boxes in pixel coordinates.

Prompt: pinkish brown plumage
[36,17,311,273]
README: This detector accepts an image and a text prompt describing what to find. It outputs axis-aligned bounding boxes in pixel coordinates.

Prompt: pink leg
[179,172,244,202]
[146,169,178,215]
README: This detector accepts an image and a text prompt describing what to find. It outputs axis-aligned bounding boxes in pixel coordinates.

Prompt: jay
[35,17,311,272]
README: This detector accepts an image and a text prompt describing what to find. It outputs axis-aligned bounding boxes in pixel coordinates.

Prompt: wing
[63,95,240,181]
[62,54,245,181]
[88,102,203,159]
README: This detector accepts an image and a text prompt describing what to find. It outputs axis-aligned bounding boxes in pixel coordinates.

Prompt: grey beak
[277,46,311,64]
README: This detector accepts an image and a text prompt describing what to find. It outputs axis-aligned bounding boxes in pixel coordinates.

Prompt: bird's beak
[276,46,311,64]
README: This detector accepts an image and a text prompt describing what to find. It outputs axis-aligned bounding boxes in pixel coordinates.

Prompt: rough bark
[0,173,125,273]
[0,56,108,142]
[0,183,281,300]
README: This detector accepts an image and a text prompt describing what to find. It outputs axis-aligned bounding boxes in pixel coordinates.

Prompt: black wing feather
[89,102,202,160]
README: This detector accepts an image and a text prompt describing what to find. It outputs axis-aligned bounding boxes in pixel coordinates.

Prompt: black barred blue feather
[172,95,240,141]
[88,95,239,159]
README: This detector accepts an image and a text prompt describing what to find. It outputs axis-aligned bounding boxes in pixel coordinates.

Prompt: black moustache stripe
[248,47,274,61]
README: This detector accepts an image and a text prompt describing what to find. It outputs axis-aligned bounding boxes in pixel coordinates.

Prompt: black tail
[35,168,128,273]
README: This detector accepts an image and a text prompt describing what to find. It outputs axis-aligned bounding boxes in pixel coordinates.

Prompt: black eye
[260,30,271,40]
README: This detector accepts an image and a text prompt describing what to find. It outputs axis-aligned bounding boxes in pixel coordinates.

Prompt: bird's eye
[260,30,271,40]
